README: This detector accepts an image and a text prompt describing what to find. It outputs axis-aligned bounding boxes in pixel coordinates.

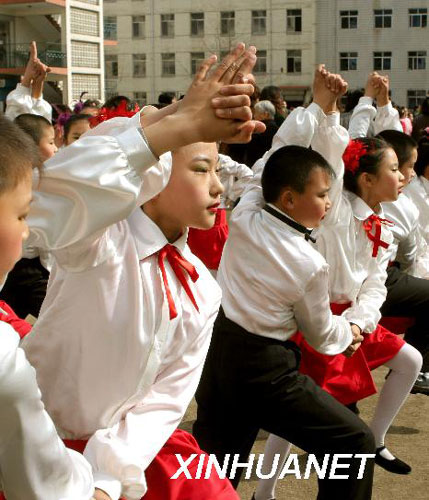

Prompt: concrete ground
[180,366,428,500]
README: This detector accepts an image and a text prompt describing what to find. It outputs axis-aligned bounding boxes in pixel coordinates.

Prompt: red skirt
[293,303,405,405]
[187,208,229,270]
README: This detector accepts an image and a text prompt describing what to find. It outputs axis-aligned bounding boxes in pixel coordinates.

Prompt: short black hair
[0,116,41,194]
[14,113,52,145]
[343,137,391,195]
[262,145,335,203]
[376,130,417,167]
[344,89,364,113]
[415,134,429,177]
[158,92,176,106]
[260,85,282,103]
[64,114,90,140]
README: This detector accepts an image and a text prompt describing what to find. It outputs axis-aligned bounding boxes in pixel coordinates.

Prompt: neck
[141,205,184,243]
[357,192,381,212]
[271,202,307,228]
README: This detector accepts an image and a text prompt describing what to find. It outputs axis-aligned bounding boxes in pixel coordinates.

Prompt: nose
[325,195,332,211]
[398,170,405,184]
[22,222,30,241]
[210,171,224,197]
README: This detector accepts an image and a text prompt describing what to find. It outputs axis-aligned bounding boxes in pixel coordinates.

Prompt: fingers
[215,106,252,121]
[29,41,37,61]
[212,43,246,83]
[193,54,217,83]
[216,83,255,98]
[212,94,251,109]
[231,46,257,84]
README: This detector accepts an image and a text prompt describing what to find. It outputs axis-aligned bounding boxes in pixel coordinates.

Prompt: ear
[358,172,375,190]
[278,188,294,211]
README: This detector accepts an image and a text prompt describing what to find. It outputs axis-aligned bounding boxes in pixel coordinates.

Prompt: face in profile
[39,125,58,161]
[369,148,405,203]
[65,119,91,146]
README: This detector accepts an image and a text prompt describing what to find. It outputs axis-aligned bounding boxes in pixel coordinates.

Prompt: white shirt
[264,104,391,334]
[218,104,353,355]
[218,153,253,207]
[5,83,52,122]
[23,113,222,500]
[0,322,94,500]
[382,194,420,271]
[348,96,402,139]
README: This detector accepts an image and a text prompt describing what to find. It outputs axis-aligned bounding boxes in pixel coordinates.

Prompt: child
[5,41,52,122]
[0,113,57,320]
[194,67,375,500]
[256,76,422,500]
[22,44,263,500]
[187,153,253,273]
[0,116,95,499]
[63,114,91,146]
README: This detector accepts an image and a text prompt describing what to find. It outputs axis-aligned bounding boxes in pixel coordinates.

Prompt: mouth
[207,202,220,213]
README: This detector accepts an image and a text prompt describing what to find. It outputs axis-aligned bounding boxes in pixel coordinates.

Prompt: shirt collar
[348,192,385,220]
[127,206,188,261]
[264,203,315,240]
[419,175,429,195]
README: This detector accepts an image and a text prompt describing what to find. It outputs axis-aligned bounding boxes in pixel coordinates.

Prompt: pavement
[180,366,429,500]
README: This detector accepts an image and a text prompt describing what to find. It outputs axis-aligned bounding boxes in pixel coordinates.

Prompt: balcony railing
[104,23,117,40]
[0,42,67,68]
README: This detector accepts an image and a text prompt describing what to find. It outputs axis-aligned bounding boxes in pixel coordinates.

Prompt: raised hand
[21,41,38,88]
[313,64,348,113]
[375,74,390,107]
[364,72,382,100]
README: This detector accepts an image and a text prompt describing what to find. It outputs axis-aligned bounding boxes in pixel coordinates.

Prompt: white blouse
[218,153,253,207]
[0,322,94,500]
[22,113,222,500]
[218,104,353,355]
[5,83,52,122]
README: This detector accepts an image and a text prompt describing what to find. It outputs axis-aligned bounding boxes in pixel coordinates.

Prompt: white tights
[254,343,422,500]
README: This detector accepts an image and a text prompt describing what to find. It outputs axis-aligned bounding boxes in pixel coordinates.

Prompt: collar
[263,203,316,243]
[419,175,429,196]
[127,207,188,261]
[348,192,386,221]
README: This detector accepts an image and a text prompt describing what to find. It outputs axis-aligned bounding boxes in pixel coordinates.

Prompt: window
[105,54,118,78]
[254,50,267,73]
[407,90,427,108]
[133,92,147,107]
[408,51,426,70]
[340,52,358,71]
[340,10,358,29]
[191,12,204,36]
[252,10,266,35]
[104,16,117,40]
[287,50,301,73]
[161,14,174,38]
[373,51,392,70]
[374,9,392,28]
[133,53,146,77]
[409,8,427,27]
[162,53,175,76]
[132,16,145,39]
[191,52,205,75]
[287,9,302,32]
[220,11,235,36]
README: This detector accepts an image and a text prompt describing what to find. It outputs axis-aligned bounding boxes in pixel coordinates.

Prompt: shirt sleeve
[294,264,353,354]
[348,96,377,139]
[27,114,167,257]
[374,102,402,135]
[83,301,220,500]
[311,112,350,226]
[5,83,52,122]
[0,323,94,500]
[218,153,254,200]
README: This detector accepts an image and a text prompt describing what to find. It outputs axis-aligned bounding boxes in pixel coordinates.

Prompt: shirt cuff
[116,126,158,177]
[93,472,122,500]
[15,83,31,95]
[359,96,375,107]
[307,102,326,123]
[325,111,340,126]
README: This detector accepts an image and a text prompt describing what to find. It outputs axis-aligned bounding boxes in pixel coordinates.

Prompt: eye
[193,164,208,173]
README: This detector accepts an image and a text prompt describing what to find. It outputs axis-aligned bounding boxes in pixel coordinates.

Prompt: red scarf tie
[157,244,199,320]
[362,214,393,258]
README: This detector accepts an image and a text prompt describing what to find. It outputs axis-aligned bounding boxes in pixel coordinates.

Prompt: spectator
[412,97,429,141]
[260,85,287,126]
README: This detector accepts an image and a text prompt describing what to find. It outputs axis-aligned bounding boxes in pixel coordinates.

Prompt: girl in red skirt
[255,90,422,500]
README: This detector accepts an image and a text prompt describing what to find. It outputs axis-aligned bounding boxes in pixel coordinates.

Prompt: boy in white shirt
[194,67,375,500]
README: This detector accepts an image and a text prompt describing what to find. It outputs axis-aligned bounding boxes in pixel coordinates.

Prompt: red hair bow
[89,99,140,127]
[343,140,368,174]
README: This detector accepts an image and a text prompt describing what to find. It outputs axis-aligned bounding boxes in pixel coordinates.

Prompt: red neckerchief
[362,214,393,258]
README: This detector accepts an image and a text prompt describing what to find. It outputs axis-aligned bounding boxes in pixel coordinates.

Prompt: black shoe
[345,401,360,415]
[375,447,411,474]
[411,372,429,395]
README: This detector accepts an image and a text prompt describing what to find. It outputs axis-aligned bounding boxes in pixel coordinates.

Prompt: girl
[21,45,261,500]
[254,72,422,500]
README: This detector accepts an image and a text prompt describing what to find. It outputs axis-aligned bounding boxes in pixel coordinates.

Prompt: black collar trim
[263,204,316,243]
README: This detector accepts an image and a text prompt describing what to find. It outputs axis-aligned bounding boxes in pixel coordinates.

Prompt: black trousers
[0,257,49,319]
[194,309,375,500]
[381,266,429,371]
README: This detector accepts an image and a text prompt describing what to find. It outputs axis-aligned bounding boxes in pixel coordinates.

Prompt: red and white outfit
[187,154,253,271]
[22,113,237,499]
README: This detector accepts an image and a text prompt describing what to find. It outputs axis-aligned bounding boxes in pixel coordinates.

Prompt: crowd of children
[0,40,428,500]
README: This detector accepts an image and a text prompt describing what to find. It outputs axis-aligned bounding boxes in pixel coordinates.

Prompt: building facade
[103,0,317,106]
[0,0,105,106]
[316,0,429,108]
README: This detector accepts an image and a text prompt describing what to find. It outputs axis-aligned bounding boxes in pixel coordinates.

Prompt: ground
[180,366,429,500]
